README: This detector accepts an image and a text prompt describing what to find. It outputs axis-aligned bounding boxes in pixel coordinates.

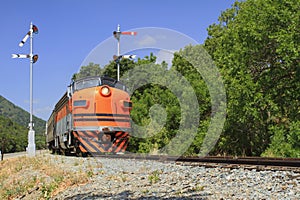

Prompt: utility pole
[12,22,39,157]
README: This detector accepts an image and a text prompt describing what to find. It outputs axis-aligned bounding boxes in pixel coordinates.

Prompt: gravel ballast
[49,155,300,200]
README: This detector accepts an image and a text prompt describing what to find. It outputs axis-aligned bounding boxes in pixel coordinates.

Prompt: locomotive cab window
[73,76,129,92]
[75,78,100,91]
[74,100,87,107]
[115,82,128,91]
[101,76,129,92]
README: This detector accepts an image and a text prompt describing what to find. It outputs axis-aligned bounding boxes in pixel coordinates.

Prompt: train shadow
[60,190,209,200]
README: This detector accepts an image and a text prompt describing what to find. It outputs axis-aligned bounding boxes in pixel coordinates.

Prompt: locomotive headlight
[100,86,111,96]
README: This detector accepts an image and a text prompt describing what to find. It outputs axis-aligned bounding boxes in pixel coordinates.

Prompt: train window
[74,100,86,107]
[75,78,100,90]
[115,82,126,90]
[101,77,129,92]
[73,76,129,92]
[101,79,116,87]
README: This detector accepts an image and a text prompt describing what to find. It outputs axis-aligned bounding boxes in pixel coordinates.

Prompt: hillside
[0,95,47,152]
[0,95,46,135]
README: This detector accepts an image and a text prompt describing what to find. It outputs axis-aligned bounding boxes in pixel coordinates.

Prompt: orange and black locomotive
[46,76,132,155]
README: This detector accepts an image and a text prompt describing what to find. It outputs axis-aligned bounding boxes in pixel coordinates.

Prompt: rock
[46,155,300,200]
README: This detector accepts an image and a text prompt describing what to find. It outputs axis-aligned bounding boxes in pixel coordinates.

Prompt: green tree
[73,62,102,80]
[122,49,220,156]
[171,46,215,155]
[204,0,300,156]
[0,116,27,160]
[262,121,300,157]
[0,95,46,151]
[103,57,136,80]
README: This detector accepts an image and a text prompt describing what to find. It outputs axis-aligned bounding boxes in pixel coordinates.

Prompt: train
[46,76,132,156]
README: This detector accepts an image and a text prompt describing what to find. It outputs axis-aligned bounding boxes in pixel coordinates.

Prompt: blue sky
[0,0,235,120]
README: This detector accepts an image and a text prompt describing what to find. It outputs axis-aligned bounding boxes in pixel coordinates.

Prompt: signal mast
[12,22,39,157]
[113,24,137,81]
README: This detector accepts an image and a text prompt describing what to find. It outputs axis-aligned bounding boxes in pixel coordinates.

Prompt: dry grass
[0,154,94,199]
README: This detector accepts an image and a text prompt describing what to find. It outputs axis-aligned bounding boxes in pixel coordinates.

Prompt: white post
[30,22,33,126]
[27,22,36,157]
[117,24,121,81]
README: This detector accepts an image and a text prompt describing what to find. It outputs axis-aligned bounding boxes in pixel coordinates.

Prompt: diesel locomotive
[46,76,132,155]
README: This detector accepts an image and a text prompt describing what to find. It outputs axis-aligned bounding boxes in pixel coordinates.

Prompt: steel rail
[92,153,300,168]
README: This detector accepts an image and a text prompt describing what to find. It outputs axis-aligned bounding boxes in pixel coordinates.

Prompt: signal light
[33,54,38,63]
[113,55,121,61]
[113,31,120,40]
[32,25,38,34]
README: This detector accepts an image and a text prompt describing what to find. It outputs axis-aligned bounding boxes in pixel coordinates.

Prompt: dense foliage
[0,96,46,155]
[0,115,27,159]
[204,0,300,157]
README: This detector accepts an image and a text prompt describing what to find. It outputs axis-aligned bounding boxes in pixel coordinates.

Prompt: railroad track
[92,153,300,172]
[6,151,298,172]
[176,156,300,173]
